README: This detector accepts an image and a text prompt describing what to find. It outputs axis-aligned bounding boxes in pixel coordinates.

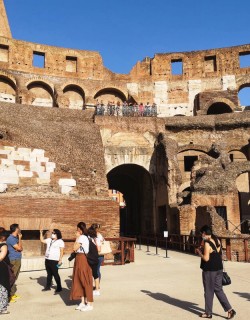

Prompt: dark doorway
[107,164,154,237]
[207,102,233,115]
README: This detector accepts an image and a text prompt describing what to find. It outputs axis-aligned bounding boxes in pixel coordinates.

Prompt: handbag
[222,271,231,286]
[222,261,231,286]
[99,239,112,255]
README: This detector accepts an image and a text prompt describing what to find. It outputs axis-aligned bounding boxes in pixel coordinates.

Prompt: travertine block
[58,178,76,187]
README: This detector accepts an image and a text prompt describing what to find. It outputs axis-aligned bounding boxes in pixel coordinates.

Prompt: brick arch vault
[107,164,155,236]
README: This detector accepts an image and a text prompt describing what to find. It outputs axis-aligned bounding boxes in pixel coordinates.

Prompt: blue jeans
[98,256,104,280]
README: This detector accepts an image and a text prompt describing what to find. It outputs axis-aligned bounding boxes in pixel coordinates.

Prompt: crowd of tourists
[0,222,110,314]
[95,101,158,117]
[0,223,237,318]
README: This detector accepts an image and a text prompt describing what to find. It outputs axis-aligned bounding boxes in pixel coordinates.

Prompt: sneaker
[9,296,16,303]
[75,303,86,311]
[93,290,101,296]
[0,310,10,314]
[55,288,62,293]
[42,288,51,292]
[81,305,93,312]
[12,294,21,299]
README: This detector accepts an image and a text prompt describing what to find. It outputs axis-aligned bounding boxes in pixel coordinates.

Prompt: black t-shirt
[0,243,11,293]
[200,240,223,271]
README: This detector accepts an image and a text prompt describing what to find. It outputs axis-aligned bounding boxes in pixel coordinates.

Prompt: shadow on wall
[141,290,224,318]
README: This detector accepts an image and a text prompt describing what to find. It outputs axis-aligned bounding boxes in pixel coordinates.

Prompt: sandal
[228,309,236,319]
[199,314,212,319]
[0,310,10,315]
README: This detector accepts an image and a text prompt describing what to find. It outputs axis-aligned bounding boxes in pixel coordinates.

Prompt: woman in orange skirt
[70,222,93,312]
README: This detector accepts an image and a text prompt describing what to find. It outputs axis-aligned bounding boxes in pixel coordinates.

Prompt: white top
[45,238,65,261]
[76,235,89,254]
[97,232,104,243]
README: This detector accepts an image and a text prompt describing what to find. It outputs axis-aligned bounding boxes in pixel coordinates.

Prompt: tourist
[0,231,11,315]
[91,223,105,283]
[40,229,64,293]
[145,102,151,116]
[196,225,236,319]
[6,224,23,303]
[139,102,144,116]
[88,227,101,296]
[70,222,94,312]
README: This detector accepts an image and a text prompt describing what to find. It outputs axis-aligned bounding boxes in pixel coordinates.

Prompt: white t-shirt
[45,238,65,261]
[76,235,89,254]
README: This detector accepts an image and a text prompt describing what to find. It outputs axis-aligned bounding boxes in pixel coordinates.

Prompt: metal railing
[136,234,250,262]
[94,105,158,117]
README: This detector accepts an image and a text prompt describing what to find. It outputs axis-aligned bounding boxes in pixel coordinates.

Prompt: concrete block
[0,183,7,192]
[0,176,19,184]
[3,146,15,151]
[58,178,76,187]
[30,166,45,173]
[17,148,32,154]
[19,171,33,178]
[36,178,51,185]
[23,155,37,162]
[61,185,73,194]
[16,165,26,171]
[0,165,17,170]
[8,155,24,161]
[0,149,11,155]
[46,162,56,169]
[37,157,49,163]
[0,169,18,177]
[31,149,45,156]
[1,159,14,165]
[38,172,50,180]
[45,167,55,173]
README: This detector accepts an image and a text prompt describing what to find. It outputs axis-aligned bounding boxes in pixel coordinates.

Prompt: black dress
[0,243,11,295]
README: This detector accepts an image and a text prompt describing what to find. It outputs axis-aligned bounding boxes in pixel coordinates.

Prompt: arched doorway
[27,81,54,107]
[0,76,16,103]
[107,164,154,236]
[238,85,250,109]
[63,85,85,109]
[94,88,127,105]
[207,102,233,115]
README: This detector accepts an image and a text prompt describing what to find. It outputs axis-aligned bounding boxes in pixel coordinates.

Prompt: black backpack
[82,238,99,266]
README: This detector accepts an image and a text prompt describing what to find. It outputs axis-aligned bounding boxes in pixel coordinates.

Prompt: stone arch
[107,164,154,235]
[94,87,127,105]
[0,74,16,103]
[204,98,234,115]
[238,82,250,108]
[62,84,85,109]
[228,150,247,162]
[27,81,54,107]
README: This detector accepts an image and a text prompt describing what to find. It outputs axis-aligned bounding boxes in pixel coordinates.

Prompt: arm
[0,245,7,261]
[73,231,82,252]
[201,242,210,262]
[40,230,47,244]
[13,234,23,252]
[59,247,64,264]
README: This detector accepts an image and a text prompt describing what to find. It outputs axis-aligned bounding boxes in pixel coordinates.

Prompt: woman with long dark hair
[0,230,10,315]
[196,225,236,319]
[40,228,64,293]
[70,222,94,312]
[88,226,101,296]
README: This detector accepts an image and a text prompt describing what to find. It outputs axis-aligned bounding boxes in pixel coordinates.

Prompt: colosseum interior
[0,0,249,261]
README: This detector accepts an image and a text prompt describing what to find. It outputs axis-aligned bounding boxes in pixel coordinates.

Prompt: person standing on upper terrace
[6,223,23,303]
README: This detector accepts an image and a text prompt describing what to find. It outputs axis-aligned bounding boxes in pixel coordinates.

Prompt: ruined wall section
[0,102,108,197]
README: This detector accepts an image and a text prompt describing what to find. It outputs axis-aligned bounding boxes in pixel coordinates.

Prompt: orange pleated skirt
[70,253,93,302]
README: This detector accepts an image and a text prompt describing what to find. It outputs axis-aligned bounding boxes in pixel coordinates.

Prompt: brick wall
[0,196,119,257]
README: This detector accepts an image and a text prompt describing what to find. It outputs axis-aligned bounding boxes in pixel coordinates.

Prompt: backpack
[82,238,99,266]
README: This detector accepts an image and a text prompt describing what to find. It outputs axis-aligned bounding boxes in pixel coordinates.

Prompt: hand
[195,248,201,255]
[58,259,62,265]
[40,230,43,234]
[18,233,23,239]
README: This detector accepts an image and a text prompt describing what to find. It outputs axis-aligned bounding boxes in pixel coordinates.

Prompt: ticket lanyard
[46,239,58,258]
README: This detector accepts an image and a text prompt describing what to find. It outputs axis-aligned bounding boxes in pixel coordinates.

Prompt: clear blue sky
[4,0,250,104]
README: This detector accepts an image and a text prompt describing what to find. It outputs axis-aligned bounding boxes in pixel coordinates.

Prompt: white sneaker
[93,290,101,296]
[75,303,86,310]
[81,305,93,312]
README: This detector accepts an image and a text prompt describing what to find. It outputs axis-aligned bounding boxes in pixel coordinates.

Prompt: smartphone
[56,263,63,268]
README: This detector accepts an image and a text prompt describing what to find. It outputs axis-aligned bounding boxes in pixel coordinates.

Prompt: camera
[68,252,76,262]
